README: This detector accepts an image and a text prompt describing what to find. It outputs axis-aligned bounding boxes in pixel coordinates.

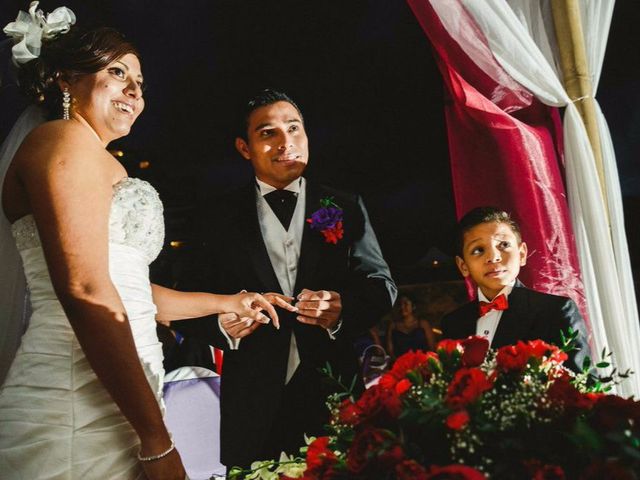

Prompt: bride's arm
[16,124,177,461]
[151,283,296,326]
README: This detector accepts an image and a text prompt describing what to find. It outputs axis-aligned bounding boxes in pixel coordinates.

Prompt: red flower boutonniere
[306,197,344,244]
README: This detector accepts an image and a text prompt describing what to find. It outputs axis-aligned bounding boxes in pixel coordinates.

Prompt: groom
[179,89,396,468]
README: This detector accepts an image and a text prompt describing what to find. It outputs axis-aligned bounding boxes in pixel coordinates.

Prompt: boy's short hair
[456,207,522,255]
[237,88,303,139]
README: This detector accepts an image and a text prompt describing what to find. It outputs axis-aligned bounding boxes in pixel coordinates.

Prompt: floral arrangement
[231,335,640,480]
[306,197,343,244]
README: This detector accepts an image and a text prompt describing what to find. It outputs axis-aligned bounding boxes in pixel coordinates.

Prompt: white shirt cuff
[327,318,343,340]
[218,315,241,350]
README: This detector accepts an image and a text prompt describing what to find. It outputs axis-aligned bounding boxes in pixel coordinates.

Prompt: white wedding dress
[0,177,166,479]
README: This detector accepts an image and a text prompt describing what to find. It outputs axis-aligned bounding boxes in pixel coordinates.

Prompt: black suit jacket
[174,180,395,467]
[441,284,589,373]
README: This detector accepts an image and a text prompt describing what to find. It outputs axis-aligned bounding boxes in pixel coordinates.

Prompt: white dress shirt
[219,178,305,383]
[475,281,515,346]
[256,177,305,383]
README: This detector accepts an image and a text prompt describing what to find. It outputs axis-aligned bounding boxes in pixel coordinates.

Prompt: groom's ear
[235,137,251,161]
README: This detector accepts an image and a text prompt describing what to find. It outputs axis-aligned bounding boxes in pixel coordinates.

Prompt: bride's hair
[16,26,139,119]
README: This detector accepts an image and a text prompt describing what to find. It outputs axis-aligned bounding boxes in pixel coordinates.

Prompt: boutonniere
[306,197,344,244]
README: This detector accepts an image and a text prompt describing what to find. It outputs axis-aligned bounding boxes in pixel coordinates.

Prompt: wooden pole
[551,0,607,207]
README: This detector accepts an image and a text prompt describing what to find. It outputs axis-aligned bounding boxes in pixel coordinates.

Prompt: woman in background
[387,293,436,358]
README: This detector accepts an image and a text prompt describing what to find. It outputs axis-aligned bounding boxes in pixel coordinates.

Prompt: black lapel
[454,302,479,340]
[293,180,325,295]
[492,286,534,347]
[234,183,282,293]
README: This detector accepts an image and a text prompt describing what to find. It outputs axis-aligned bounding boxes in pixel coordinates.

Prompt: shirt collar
[478,280,516,303]
[255,177,302,197]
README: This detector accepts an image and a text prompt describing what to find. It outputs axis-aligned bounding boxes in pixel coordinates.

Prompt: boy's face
[455,221,527,300]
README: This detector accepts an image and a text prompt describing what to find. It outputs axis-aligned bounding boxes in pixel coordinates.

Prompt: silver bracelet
[137,440,175,462]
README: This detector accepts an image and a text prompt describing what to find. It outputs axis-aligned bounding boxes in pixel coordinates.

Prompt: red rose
[590,394,640,433]
[584,392,605,402]
[379,443,405,469]
[547,376,596,411]
[461,336,489,367]
[437,338,462,354]
[446,368,493,408]
[346,427,403,474]
[527,339,556,358]
[426,464,486,479]
[395,378,412,396]
[496,341,532,372]
[380,350,438,389]
[321,222,344,244]
[580,459,636,480]
[445,409,470,430]
[354,384,402,421]
[526,339,569,366]
[548,350,568,366]
[396,459,428,480]
[304,436,337,479]
[524,460,566,480]
[378,372,397,390]
[338,398,361,425]
[534,465,565,480]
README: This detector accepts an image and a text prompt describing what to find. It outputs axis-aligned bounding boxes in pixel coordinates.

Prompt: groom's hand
[219,312,262,339]
[295,289,342,330]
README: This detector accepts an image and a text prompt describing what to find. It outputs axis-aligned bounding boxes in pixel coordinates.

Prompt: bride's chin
[110,124,133,138]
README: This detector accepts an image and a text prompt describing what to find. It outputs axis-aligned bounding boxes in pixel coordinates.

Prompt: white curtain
[430,0,639,397]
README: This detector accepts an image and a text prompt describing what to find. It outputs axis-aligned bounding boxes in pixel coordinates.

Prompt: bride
[0,3,293,479]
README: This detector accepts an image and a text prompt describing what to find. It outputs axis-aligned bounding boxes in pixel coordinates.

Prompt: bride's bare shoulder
[23,120,99,149]
[15,120,108,172]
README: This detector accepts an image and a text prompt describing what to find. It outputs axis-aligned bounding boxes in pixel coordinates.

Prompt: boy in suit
[441,207,589,372]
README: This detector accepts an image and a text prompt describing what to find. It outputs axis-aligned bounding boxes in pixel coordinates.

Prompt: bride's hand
[263,292,298,313]
[225,292,281,329]
[140,446,186,480]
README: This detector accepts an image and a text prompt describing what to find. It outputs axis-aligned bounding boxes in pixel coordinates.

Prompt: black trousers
[259,364,331,462]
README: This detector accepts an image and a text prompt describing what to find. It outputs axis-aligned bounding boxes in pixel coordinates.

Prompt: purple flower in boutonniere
[306,197,344,244]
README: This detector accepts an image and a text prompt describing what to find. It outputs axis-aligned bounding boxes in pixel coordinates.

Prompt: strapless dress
[0,177,165,479]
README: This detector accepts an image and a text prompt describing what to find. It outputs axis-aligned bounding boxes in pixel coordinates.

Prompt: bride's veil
[0,105,45,383]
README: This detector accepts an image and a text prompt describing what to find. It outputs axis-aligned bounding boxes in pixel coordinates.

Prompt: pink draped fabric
[407,0,591,337]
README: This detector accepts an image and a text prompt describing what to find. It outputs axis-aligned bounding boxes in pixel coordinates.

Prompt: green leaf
[348,374,357,393]
[407,371,421,384]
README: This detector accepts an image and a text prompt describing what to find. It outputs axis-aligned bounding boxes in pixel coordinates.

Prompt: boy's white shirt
[476,280,516,346]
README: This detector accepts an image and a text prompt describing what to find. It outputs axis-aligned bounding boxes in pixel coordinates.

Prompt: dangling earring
[62,87,71,120]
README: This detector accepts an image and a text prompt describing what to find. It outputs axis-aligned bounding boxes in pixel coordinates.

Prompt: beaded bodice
[11,177,164,264]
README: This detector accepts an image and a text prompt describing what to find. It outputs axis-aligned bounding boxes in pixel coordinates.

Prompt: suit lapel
[456,302,479,339]
[234,183,282,293]
[293,181,324,294]
[492,286,534,347]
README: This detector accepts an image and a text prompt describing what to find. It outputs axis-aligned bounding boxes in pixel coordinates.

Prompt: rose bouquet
[231,336,640,479]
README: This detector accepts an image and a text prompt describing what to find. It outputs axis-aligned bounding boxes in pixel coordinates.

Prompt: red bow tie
[479,294,508,317]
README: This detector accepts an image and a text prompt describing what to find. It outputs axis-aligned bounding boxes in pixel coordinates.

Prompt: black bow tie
[264,189,297,230]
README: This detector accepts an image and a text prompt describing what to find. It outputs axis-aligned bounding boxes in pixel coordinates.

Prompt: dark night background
[1,1,638,295]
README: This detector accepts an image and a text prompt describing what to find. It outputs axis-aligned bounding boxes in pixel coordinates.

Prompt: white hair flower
[3,1,76,65]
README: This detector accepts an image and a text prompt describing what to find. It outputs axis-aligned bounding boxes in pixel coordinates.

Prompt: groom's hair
[238,89,303,139]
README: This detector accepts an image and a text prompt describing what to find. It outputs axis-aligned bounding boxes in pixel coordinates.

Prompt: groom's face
[236,101,309,189]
